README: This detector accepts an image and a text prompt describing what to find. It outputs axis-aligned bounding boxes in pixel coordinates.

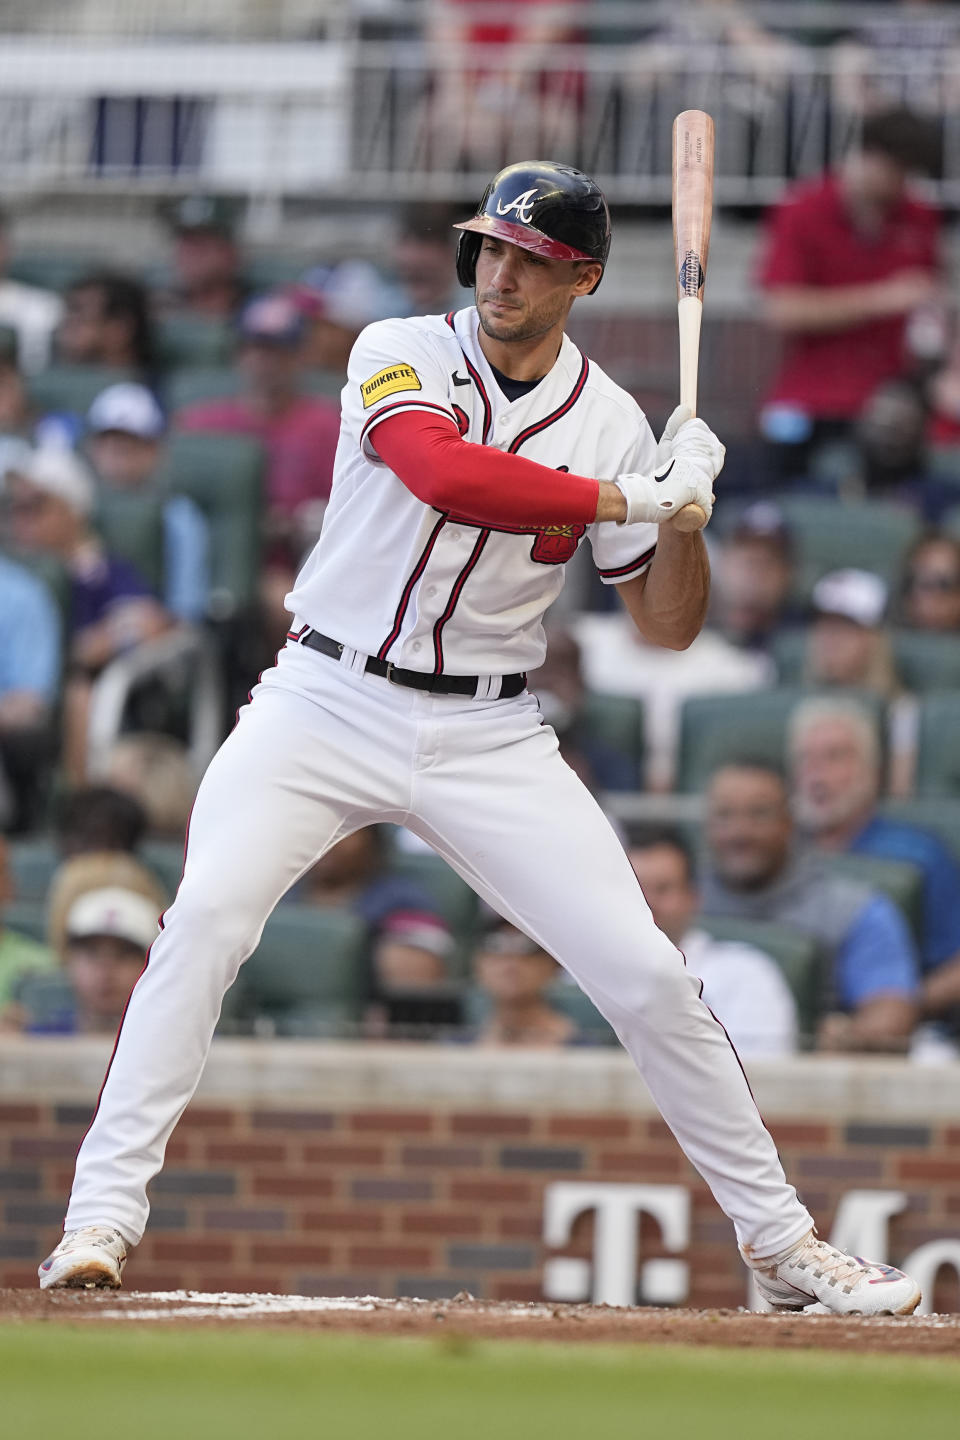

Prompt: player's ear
[572,261,603,296]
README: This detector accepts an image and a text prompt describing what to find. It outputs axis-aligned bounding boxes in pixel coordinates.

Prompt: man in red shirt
[757,109,942,476]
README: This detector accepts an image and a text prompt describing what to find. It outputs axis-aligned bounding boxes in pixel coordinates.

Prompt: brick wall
[3,1059,959,1308]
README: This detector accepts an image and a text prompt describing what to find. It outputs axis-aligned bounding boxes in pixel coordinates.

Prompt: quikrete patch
[361,364,421,408]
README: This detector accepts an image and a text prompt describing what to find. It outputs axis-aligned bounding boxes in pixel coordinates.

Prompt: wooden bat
[671,108,715,533]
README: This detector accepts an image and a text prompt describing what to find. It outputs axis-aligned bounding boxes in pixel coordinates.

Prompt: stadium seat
[168,366,343,413]
[6,254,102,293]
[771,629,807,686]
[891,630,960,693]
[675,687,885,794]
[93,489,166,593]
[236,903,367,1036]
[2,899,48,944]
[879,797,960,865]
[580,692,645,789]
[914,691,960,798]
[926,446,960,490]
[156,314,233,371]
[163,431,264,616]
[139,839,186,897]
[825,853,924,943]
[7,836,58,902]
[243,254,312,291]
[27,365,139,419]
[695,915,828,1046]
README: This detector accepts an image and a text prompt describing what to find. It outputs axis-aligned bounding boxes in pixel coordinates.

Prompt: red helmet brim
[452,214,594,264]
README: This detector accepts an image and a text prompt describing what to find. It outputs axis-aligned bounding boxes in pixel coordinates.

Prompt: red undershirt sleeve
[371,409,601,528]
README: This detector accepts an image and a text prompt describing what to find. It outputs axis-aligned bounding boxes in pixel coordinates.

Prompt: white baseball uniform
[64,306,812,1264]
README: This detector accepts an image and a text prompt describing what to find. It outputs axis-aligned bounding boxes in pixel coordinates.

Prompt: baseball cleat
[38,1225,128,1290]
[749,1230,921,1316]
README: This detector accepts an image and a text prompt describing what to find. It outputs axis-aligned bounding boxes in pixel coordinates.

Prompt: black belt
[299,629,526,699]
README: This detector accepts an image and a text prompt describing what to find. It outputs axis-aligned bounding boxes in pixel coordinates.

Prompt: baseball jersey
[286,306,659,676]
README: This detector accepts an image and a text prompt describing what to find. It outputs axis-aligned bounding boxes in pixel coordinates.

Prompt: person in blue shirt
[700,762,919,1052]
[791,696,960,1041]
[0,552,61,830]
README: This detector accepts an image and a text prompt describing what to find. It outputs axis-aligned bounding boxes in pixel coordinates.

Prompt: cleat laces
[789,1238,864,1295]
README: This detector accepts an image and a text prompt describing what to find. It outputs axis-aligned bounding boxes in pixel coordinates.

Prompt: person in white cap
[4,446,172,781]
[86,383,210,623]
[2,885,158,1035]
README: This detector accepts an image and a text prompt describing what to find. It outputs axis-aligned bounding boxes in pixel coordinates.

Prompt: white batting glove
[614,406,725,526]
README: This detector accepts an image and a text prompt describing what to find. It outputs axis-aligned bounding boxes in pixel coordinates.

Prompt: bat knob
[671,503,708,533]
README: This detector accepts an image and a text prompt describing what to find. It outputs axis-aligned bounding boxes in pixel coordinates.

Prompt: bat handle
[674,295,708,532]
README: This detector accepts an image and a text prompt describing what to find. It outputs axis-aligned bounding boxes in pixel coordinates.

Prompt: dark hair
[710,758,788,787]
[53,785,148,858]
[67,271,157,375]
[624,823,695,880]
[905,529,960,576]
[860,109,942,177]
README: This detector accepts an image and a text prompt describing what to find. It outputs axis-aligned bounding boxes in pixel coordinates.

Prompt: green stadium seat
[27,365,139,418]
[879,797,960,864]
[156,314,233,371]
[826,853,924,943]
[914,691,960,798]
[93,489,166,593]
[163,431,264,616]
[771,629,807,686]
[675,687,885,794]
[892,630,960,693]
[2,899,48,944]
[243,255,312,291]
[237,903,367,1036]
[139,839,186,897]
[6,254,102,292]
[7,836,59,902]
[695,916,828,1045]
[168,366,343,414]
[721,497,922,604]
[581,692,645,788]
[926,446,960,489]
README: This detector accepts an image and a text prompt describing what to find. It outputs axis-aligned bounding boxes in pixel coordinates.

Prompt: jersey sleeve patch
[361,363,422,408]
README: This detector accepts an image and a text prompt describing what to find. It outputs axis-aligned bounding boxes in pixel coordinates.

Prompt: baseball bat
[671,108,715,533]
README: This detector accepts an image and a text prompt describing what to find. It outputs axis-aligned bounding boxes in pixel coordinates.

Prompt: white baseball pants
[66,638,812,1258]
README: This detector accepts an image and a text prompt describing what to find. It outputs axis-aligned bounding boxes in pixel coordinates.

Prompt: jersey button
[426,585,438,597]
[412,641,423,653]
[448,529,461,541]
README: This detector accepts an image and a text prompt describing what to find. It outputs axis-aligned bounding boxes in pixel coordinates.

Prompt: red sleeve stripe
[508,355,589,454]
[432,529,491,673]
[597,544,657,579]
[377,513,448,661]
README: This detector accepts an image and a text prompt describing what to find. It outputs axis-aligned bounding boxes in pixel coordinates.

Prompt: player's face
[475,238,600,344]
[791,719,877,833]
[706,768,793,889]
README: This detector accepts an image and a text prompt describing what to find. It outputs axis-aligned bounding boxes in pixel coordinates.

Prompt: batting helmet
[454,161,611,295]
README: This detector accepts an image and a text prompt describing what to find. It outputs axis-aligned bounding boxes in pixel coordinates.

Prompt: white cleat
[38,1226,128,1291]
[748,1230,921,1316]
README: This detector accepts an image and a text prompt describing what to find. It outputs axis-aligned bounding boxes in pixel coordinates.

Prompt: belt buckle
[384,661,396,684]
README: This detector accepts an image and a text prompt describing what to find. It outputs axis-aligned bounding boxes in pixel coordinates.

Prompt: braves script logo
[496,188,540,224]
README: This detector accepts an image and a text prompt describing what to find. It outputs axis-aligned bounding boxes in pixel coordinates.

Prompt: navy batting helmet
[454,161,611,295]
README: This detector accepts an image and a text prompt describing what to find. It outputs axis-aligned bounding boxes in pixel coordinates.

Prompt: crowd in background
[3,55,960,1061]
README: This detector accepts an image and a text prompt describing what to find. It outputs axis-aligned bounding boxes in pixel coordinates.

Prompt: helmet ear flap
[456,231,481,289]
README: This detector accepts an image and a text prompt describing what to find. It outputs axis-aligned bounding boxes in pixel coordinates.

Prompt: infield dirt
[2,1289,959,1355]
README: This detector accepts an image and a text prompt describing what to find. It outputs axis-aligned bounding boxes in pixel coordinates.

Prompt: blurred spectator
[901,532,960,631]
[0,343,33,435]
[364,909,461,1040]
[527,627,636,791]
[98,732,198,842]
[757,109,942,476]
[177,292,340,640]
[292,260,402,374]
[295,826,438,935]
[627,824,797,1057]
[3,446,173,781]
[52,785,147,859]
[711,502,799,653]
[391,204,473,317]
[0,834,55,1008]
[851,380,957,521]
[0,207,63,374]
[790,696,960,1049]
[160,195,246,321]
[0,552,60,832]
[572,609,771,791]
[700,762,919,1053]
[57,272,157,380]
[471,919,576,1048]
[86,382,211,622]
[5,884,158,1035]
[45,850,167,961]
[802,568,915,795]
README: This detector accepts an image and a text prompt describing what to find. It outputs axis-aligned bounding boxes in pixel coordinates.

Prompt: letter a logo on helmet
[453,161,611,295]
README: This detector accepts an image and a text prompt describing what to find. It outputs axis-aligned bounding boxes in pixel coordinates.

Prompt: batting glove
[614,405,724,526]
[656,404,726,477]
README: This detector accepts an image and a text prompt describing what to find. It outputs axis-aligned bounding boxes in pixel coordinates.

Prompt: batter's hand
[614,406,724,526]
[656,405,726,479]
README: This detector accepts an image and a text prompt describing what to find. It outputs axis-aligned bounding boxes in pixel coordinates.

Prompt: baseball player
[41,162,920,1314]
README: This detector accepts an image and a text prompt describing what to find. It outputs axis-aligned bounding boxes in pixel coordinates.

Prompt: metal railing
[1,34,959,207]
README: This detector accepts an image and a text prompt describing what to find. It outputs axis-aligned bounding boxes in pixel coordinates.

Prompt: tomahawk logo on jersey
[286,308,659,677]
